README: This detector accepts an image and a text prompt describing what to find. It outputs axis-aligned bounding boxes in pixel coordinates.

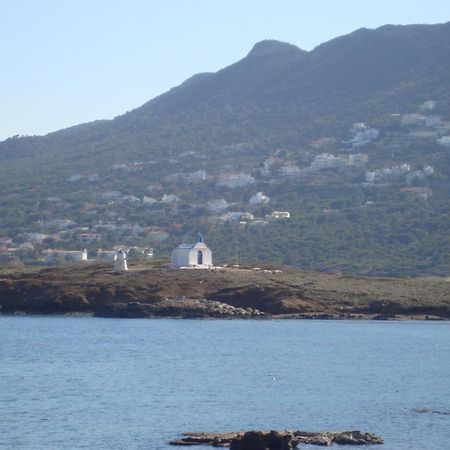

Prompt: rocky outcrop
[413,408,450,416]
[1,262,449,319]
[169,430,383,447]
[94,298,265,319]
[209,286,310,315]
[230,431,297,449]
[330,431,384,445]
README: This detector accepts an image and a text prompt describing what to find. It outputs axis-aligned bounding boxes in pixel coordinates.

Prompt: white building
[249,192,270,205]
[310,153,345,171]
[278,163,302,176]
[217,172,255,188]
[66,174,84,183]
[365,163,411,183]
[351,133,378,148]
[230,212,254,221]
[365,171,376,183]
[437,136,450,147]
[349,123,380,148]
[142,196,157,205]
[114,250,128,271]
[171,233,212,268]
[419,100,436,112]
[268,211,291,219]
[161,194,179,203]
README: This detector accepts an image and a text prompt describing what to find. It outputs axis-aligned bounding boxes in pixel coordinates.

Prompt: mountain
[1,23,450,276]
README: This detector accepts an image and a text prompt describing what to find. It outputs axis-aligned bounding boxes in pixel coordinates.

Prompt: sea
[1,317,449,450]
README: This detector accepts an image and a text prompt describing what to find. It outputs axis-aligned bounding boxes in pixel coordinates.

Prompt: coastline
[1,262,449,320]
[1,311,447,321]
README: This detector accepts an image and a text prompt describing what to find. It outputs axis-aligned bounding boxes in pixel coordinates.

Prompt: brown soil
[0,262,449,319]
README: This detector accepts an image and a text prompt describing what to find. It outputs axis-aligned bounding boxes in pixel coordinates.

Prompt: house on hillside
[249,192,270,205]
[171,233,212,268]
[310,153,345,171]
[267,211,291,219]
[217,172,255,188]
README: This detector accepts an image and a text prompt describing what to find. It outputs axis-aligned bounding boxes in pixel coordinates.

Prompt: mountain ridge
[1,22,450,276]
[2,22,450,151]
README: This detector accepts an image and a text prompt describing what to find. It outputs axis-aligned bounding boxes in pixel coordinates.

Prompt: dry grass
[1,261,449,318]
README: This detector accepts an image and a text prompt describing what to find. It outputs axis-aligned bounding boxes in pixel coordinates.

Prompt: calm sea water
[0,317,449,450]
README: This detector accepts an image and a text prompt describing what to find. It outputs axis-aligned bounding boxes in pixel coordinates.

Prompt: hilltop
[1,23,450,275]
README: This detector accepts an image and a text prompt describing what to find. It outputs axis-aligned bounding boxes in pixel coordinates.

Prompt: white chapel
[171,233,213,268]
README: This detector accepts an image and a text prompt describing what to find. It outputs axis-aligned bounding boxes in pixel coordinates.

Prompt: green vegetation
[1,23,450,276]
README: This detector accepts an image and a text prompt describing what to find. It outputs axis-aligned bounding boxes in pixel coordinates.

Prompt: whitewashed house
[437,136,450,147]
[349,123,380,147]
[268,211,291,219]
[66,174,84,183]
[279,163,302,176]
[229,212,254,221]
[114,250,128,271]
[419,100,436,112]
[171,233,212,268]
[161,194,179,203]
[249,192,270,205]
[310,153,345,171]
[217,172,255,188]
[142,196,157,205]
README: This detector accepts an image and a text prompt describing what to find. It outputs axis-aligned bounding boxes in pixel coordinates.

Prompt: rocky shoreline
[1,262,449,320]
[169,430,383,447]
[91,299,448,321]
[93,297,266,319]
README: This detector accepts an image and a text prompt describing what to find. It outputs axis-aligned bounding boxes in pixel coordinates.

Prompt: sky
[1,0,450,141]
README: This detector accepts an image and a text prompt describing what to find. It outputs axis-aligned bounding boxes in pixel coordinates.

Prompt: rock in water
[169,429,383,447]
[230,431,298,450]
[332,431,384,445]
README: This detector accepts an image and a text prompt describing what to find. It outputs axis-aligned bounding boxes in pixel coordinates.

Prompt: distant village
[0,99,448,266]
[4,232,215,273]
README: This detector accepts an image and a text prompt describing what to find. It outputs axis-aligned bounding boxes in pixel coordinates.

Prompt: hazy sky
[1,0,450,141]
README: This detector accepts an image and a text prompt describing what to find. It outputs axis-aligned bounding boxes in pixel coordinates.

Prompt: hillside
[1,23,450,275]
[1,263,449,319]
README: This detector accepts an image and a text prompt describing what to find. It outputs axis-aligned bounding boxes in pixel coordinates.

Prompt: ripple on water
[0,317,449,450]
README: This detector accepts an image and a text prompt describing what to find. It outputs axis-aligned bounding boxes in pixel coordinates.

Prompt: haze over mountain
[1,22,450,276]
[3,23,450,155]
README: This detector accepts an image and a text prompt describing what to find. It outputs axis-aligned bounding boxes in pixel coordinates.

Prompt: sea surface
[0,317,449,450]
